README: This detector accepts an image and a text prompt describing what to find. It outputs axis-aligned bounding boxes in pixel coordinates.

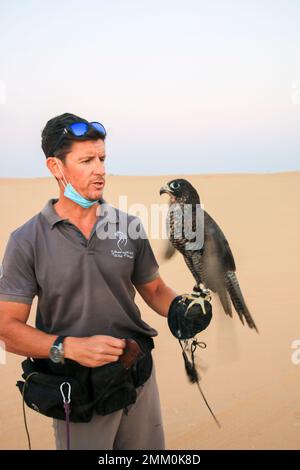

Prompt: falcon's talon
[181,293,198,302]
[201,288,210,296]
[180,296,206,315]
[191,290,202,298]
[180,289,212,316]
[186,297,208,315]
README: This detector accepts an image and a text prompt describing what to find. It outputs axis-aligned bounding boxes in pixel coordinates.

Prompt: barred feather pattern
[225,271,258,332]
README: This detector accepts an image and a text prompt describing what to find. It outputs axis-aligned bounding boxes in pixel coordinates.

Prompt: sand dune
[0,172,299,449]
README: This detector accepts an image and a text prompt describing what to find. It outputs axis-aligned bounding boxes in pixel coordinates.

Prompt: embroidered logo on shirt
[111,231,134,259]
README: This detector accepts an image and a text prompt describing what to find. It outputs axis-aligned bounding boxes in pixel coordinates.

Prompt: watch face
[50,345,62,363]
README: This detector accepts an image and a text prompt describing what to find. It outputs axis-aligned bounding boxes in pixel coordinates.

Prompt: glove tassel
[180,340,199,383]
[179,339,221,428]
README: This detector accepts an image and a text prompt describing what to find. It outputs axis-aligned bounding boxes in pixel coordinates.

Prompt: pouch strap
[60,382,71,450]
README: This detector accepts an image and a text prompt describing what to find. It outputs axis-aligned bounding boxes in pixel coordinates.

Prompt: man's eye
[82,160,92,163]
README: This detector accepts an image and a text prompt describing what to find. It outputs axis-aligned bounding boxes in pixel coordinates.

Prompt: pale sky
[0,0,299,177]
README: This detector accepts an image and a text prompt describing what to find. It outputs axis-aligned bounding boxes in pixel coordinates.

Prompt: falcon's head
[159,179,200,204]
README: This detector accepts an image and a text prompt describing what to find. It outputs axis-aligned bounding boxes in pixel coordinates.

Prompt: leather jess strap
[119,339,145,370]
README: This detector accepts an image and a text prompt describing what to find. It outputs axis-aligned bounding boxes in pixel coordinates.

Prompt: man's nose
[93,158,106,176]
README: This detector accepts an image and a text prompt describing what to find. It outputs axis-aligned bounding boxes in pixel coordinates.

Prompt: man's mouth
[91,181,105,189]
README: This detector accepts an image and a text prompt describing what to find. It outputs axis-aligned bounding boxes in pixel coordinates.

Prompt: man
[0,112,178,450]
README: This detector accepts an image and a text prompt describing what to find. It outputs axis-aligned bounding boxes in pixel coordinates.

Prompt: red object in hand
[119,339,144,369]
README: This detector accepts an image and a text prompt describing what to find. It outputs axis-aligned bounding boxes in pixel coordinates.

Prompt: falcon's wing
[201,211,236,315]
[162,240,177,260]
[203,211,258,330]
[204,211,236,272]
[181,211,235,315]
[185,210,235,290]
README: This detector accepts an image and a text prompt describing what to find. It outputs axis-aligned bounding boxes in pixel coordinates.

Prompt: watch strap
[53,335,67,348]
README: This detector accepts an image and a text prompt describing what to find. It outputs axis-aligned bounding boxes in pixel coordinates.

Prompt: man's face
[57,139,106,201]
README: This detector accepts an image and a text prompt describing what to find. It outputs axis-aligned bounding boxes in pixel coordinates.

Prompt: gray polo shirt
[0,199,159,339]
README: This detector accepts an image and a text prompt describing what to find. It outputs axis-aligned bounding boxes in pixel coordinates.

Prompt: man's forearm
[147,285,177,317]
[0,320,57,358]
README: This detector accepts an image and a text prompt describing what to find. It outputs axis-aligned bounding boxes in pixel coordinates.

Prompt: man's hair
[41,112,106,163]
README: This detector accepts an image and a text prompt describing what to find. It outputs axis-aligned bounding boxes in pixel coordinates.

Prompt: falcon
[160,178,258,332]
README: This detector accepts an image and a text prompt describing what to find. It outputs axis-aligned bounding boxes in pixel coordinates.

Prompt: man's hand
[64,335,126,368]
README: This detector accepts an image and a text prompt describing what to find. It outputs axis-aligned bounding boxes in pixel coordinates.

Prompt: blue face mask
[55,158,99,209]
[63,183,99,209]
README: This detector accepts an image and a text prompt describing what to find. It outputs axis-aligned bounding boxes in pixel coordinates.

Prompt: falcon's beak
[159,184,172,196]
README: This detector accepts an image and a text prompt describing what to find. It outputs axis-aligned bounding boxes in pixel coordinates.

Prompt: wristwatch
[49,336,67,364]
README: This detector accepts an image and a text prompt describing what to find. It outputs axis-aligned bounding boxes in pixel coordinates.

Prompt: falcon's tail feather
[225,271,258,332]
[217,286,233,317]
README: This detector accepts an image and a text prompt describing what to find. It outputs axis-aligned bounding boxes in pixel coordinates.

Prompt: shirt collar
[41,198,64,229]
[41,198,118,229]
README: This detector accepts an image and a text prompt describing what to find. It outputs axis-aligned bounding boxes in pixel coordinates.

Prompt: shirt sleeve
[0,234,38,304]
[131,221,160,285]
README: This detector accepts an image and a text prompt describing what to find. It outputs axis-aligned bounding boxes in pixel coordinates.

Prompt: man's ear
[46,157,63,181]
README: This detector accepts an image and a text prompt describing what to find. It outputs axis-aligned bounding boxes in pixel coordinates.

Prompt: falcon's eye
[170,181,180,190]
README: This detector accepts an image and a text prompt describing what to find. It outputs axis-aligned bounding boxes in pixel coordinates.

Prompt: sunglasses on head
[50,121,107,156]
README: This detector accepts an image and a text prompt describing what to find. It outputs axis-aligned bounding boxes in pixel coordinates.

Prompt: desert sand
[0,172,299,450]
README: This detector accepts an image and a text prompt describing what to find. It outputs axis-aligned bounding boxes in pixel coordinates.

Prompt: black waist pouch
[16,358,94,422]
[16,335,154,422]
[131,336,154,387]
[90,336,154,416]
[90,361,137,415]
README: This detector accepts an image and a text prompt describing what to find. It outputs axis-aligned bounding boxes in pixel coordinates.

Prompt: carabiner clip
[60,381,71,404]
